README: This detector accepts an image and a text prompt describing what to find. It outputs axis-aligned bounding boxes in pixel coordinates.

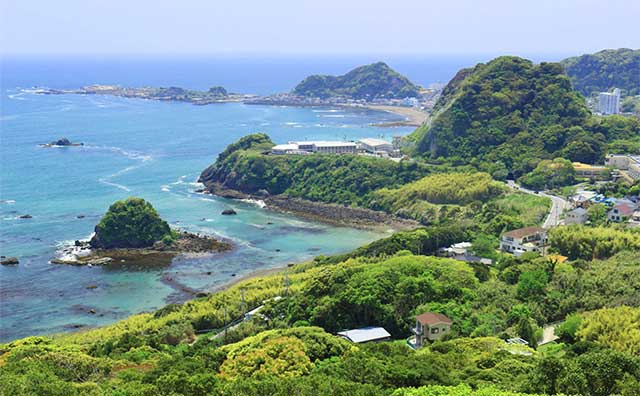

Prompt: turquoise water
[0,87,413,341]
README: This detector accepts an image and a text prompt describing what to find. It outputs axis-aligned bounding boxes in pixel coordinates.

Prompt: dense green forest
[292,62,421,99]
[2,227,639,395]
[90,197,174,249]
[409,56,640,180]
[561,48,640,96]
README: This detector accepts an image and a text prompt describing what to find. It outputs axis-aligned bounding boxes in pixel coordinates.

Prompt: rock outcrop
[1,257,19,265]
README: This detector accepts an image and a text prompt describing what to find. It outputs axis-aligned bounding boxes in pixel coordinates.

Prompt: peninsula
[39,84,256,105]
[245,62,435,126]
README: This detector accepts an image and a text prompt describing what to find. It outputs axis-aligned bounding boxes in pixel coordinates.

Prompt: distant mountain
[410,56,640,177]
[292,62,421,100]
[561,48,640,96]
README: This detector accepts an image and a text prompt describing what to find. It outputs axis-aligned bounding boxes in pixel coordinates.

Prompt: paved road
[506,180,570,228]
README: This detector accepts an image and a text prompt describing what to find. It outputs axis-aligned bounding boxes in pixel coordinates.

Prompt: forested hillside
[292,62,421,99]
[199,133,432,206]
[561,48,640,96]
[410,56,640,179]
[2,229,639,395]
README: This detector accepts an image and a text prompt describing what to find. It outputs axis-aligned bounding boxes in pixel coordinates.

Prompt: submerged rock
[1,257,19,265]
[221,208,237,215]
[19,214,32,219]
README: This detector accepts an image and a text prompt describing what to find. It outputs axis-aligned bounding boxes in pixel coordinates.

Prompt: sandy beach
[361,105,428,126]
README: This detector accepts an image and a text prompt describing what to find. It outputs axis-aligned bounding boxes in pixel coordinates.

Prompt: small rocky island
[52,197,231,266]
[40,137,83,147]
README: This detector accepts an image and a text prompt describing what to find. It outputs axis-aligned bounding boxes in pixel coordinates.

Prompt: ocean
[0,55,490,342]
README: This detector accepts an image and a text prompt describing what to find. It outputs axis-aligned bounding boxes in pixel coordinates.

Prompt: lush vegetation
[517,158,576,190]
[90,197,174,249]
[4,54,640,396]
[199,133,432,206]
[371,172,507,223]
[561,48,640,96]
[410,56,640,181]
[549,225,640,260]
[293,62,421,99]
[200,136,550,230]
[3,234,640,395]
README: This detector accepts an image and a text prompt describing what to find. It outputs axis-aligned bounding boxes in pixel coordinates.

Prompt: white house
[500,226,547,256]
[565,207,588,225]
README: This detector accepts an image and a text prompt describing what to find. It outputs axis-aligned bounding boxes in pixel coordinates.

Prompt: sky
[2,0,639,56]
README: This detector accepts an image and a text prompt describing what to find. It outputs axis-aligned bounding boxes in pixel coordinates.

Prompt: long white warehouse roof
[359,138,392,147]
[337,326,391,343]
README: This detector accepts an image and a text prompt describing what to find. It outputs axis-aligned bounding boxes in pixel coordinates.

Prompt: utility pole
[284,271,290,297]
[240,287,246,315]
[223,302,228,342]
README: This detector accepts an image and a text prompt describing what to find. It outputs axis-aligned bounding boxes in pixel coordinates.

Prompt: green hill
[292,62,421,99]
[561,48,640,96]
[411,56,640,178]
[198,133,430,206]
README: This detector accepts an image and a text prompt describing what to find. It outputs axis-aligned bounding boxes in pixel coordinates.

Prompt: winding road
[506,180,570,228]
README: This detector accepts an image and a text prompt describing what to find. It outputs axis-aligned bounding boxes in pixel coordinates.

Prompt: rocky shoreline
[198,183,418,231]
[51,231,232,266]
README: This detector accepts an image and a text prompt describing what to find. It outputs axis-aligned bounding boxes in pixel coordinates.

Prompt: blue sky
[2,0,639,56]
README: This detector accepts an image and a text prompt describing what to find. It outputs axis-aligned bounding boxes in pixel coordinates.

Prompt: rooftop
[502,226,546,239]
[272,144,299,151]
[337,326,391,343]
[416,312,452,326]
[359,138,392,146]
[292,140,357,147]
[569,207,588,215]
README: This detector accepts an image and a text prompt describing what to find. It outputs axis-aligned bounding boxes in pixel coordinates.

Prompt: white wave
[54,233,94,260]
[312,109,341,113]
[284,122,300,126]
[319,114,346,118]
[98,178,131,192]
[161,185,170,192]
[240,198,266,208]
[0,200,16,205]
[7,93,26,101]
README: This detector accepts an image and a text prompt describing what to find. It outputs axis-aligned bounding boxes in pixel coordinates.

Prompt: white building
[271,143,307,155]
[337,327,391,343]
[295,141,357,154]
[605,154,640,181]
[272,141,357,155]
[565,207,588,225]
[358,138,393,154]
[500,226,547,257]
[598,88,621,115]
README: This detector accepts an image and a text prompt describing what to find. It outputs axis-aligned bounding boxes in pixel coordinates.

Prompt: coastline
[199,184,418,232]
[355,104,428,127]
